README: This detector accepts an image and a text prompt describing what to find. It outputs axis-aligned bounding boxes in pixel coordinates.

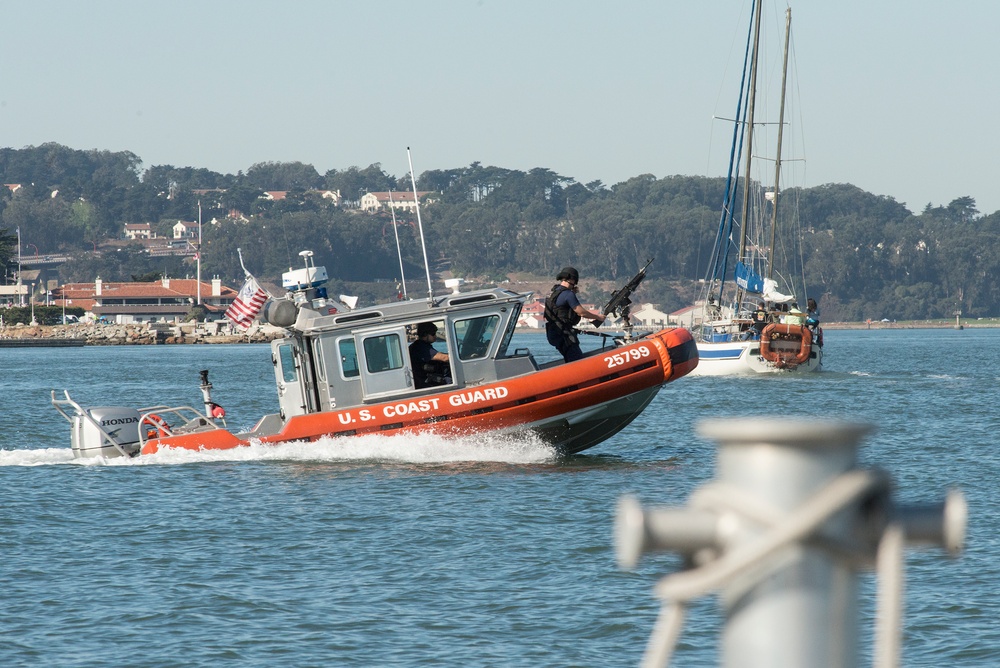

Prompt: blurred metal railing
[616,418,966,668]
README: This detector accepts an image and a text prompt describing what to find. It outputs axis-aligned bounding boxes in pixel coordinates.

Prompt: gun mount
[603,259,653,336]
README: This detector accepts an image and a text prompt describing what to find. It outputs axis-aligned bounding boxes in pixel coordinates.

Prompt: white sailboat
[690,4,822,376]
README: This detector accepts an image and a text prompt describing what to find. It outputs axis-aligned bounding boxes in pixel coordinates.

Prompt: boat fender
[142,413,171,439]
[209,402,226,419]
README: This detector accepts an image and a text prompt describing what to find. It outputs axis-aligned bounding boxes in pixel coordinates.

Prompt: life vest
[544,285,581,326]
[544,284,581,340]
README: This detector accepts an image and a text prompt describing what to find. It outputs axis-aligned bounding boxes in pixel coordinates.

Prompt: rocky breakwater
[0,322,287,345]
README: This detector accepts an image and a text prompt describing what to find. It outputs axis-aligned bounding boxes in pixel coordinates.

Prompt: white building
[173,220,198,239]
[124,223,153,240]
[360,191,433,213]
[632,303,671,329]
[669,303,704,328]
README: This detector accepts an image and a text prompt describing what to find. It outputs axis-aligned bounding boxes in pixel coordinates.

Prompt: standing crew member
[543,266,605,363]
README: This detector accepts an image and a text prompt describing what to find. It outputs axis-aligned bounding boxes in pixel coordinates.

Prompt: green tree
[324,164,396,204]
[244,161,323,191]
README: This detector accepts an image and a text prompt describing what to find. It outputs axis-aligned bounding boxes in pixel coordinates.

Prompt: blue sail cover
[735,261,764,293]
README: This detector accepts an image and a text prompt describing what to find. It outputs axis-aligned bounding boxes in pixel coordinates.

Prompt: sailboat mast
[735,0,764,305]
[767,8,792,281]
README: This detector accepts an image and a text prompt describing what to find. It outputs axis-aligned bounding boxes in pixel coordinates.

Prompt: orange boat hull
[141,327,698,456]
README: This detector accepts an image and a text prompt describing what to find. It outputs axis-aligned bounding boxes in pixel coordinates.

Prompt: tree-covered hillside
[1,143,997,322]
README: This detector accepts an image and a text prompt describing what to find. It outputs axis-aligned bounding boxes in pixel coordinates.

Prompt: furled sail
[762,278,794,304]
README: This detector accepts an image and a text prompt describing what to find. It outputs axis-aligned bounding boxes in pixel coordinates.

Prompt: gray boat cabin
[267,285,536,422]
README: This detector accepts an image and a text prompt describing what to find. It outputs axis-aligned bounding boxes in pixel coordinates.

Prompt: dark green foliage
[2,305,85,326]
[0,143,998,321]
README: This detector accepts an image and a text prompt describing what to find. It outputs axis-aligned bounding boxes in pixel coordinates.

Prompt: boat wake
[0,431,561,467]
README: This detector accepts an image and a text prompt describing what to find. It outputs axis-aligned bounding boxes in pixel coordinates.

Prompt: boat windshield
[496,302,522,357]
[454,315,500,360]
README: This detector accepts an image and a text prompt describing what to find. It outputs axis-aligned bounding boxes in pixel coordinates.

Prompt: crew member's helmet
[556,267,580,283]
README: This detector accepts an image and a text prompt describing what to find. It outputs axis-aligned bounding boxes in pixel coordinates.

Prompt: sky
[2,0,997,215]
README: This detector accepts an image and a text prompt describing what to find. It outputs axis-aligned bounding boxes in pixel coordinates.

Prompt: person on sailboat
[806,298,820,326]
[784,306,806,326]
[409,322,451,388]
[749,302,769,339]
[544,267,606,363]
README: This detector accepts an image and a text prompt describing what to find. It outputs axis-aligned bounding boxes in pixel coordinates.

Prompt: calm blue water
[1,329,997,667]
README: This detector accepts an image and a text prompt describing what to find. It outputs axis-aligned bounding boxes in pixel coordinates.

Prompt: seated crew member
[409,322,452,388]
[543,266,606,363]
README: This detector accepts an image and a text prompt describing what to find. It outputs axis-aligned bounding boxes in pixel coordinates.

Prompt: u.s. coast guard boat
[52,255,698,459]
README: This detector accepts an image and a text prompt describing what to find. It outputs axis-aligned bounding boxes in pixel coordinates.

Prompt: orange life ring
[142,413,171,439]
[759,323,812,368]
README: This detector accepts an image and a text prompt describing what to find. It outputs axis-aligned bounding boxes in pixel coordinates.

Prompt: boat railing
[580,329,650,348]
[136,405,222,447]
[616,418,966,668]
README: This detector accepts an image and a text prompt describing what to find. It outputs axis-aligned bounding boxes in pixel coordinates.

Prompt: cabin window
[339,338,360,378]
[278,343,298,383]
[454,314,500,360]
[363,334,404,373]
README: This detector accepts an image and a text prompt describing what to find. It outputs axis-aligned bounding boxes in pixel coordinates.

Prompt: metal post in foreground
[615,418,966,668]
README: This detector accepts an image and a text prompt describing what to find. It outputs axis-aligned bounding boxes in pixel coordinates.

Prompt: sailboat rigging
[690,3,822,376]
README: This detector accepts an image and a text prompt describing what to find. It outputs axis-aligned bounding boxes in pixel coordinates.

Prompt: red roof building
[52,277,241,324]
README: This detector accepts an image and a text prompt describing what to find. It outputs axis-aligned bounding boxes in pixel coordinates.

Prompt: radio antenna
[387,190,408,300]
[407,147,434,301]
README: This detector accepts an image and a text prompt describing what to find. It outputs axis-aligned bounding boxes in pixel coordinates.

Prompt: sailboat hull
[690,339,822,376]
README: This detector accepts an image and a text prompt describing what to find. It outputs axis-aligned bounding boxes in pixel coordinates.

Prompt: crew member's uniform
[544,284,584,363]
[410,339,451,388]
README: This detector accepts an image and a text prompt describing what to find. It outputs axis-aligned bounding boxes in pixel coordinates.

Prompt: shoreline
[0,322,286,346]
[819,321,983,330]
[0,320,988,347]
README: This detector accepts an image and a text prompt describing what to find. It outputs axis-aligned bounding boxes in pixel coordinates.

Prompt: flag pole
[237,247,250,278]
[16,227,23,306]
[197,201,203,306]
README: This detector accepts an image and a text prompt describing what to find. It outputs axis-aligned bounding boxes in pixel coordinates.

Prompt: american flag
[225,275,268,331]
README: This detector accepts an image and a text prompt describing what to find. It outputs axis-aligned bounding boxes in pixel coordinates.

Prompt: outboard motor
[71,406,142,458]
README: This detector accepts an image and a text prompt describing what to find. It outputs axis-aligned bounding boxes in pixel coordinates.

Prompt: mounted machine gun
[603,258,653,340]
